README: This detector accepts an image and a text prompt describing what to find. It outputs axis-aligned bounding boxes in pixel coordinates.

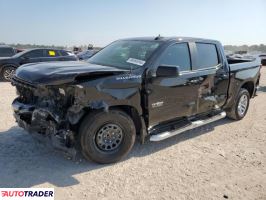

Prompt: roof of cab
[120,36,220,44]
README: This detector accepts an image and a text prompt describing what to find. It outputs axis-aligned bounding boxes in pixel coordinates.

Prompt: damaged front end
[12,77,81,156]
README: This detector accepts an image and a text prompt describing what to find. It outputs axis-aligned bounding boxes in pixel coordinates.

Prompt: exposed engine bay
[12,77,80,155]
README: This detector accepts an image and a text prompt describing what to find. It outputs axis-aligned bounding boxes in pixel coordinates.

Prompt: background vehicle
[0,45,16,57]
[15,48,25,54]
[0,48,78,81]
[73,47,82,54]
[77,50,97,60]
[12,37,261,164]
[259,54,266,65]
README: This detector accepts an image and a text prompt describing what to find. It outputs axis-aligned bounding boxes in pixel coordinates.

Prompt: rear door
[191,42,230,113]
[42,50,60,62]
[58,50,76,61]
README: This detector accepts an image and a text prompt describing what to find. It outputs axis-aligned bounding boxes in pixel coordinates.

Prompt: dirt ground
[0,68,266,200]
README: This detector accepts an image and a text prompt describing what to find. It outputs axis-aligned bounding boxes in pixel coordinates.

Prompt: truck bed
[228,57,261,71]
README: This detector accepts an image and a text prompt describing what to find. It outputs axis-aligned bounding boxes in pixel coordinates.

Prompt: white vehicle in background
[77,44,99,60]
[77,49,97,60]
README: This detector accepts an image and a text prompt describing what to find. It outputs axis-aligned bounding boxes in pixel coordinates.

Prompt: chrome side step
[150,111,226,142]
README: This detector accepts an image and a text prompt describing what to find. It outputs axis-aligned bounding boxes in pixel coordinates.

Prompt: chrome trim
[150,111,226,142]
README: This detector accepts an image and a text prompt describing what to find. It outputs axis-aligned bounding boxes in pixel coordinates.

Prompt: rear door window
[44,50,59,57]
[159,43,191,72]
[59,50,68,56]
[194,43,219,69]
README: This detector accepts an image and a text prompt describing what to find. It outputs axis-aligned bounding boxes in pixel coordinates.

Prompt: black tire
[79,109,136,164]
[226,88,250,120]
[1,65,16,81]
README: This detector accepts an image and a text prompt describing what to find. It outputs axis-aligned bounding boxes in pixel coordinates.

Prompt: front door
[42,50,60,62]
[20,49,45,65]
[147,42,200,127]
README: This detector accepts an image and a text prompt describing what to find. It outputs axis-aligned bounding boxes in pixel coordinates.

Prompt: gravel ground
[0,68,266,200]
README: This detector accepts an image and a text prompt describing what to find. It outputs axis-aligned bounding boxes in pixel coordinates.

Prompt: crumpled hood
[15,61,128,85]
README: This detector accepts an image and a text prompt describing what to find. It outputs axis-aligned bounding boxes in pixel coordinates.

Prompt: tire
[226,88,250,120]
[79,109,136,164]
[1,65,16,81]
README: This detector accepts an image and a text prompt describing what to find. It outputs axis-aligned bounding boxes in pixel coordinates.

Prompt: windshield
[88,40,160,69]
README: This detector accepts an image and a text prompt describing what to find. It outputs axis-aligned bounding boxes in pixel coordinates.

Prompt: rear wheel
[79,110,136,164]
[226,88,250,120]
[1,66,16,81]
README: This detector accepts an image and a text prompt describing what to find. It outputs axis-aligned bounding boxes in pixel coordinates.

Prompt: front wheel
[226,88,250,120]
[79,110,136,164]
[1,66,16,81]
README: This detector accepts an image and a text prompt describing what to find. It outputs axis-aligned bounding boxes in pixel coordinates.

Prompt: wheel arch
[0,63,19,73]
[2,63,19,68]
[241,81,255,97]
[74,104,144,136]
[108,105,142,135]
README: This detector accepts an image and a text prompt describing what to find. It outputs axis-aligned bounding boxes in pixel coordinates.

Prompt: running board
[150,111,226,142]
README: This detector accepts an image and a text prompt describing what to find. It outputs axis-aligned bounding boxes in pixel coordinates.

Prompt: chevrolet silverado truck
[0,48,77,81]
[11,37,261,164]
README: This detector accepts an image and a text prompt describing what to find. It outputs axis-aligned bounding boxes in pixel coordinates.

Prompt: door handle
[217,73,229,80]
[189,79,200,84]
[188,77,203,84]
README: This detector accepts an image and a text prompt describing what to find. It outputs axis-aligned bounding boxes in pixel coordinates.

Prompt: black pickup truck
[0,48,77,81]
[11,37,261,164]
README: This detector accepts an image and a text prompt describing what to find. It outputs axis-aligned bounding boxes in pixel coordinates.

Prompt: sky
[0,0,265,47]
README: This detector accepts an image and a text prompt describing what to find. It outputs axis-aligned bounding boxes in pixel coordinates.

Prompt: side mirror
[156,65,180,77]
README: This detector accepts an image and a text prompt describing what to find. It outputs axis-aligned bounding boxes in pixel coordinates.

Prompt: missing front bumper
[12,98,77,158]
